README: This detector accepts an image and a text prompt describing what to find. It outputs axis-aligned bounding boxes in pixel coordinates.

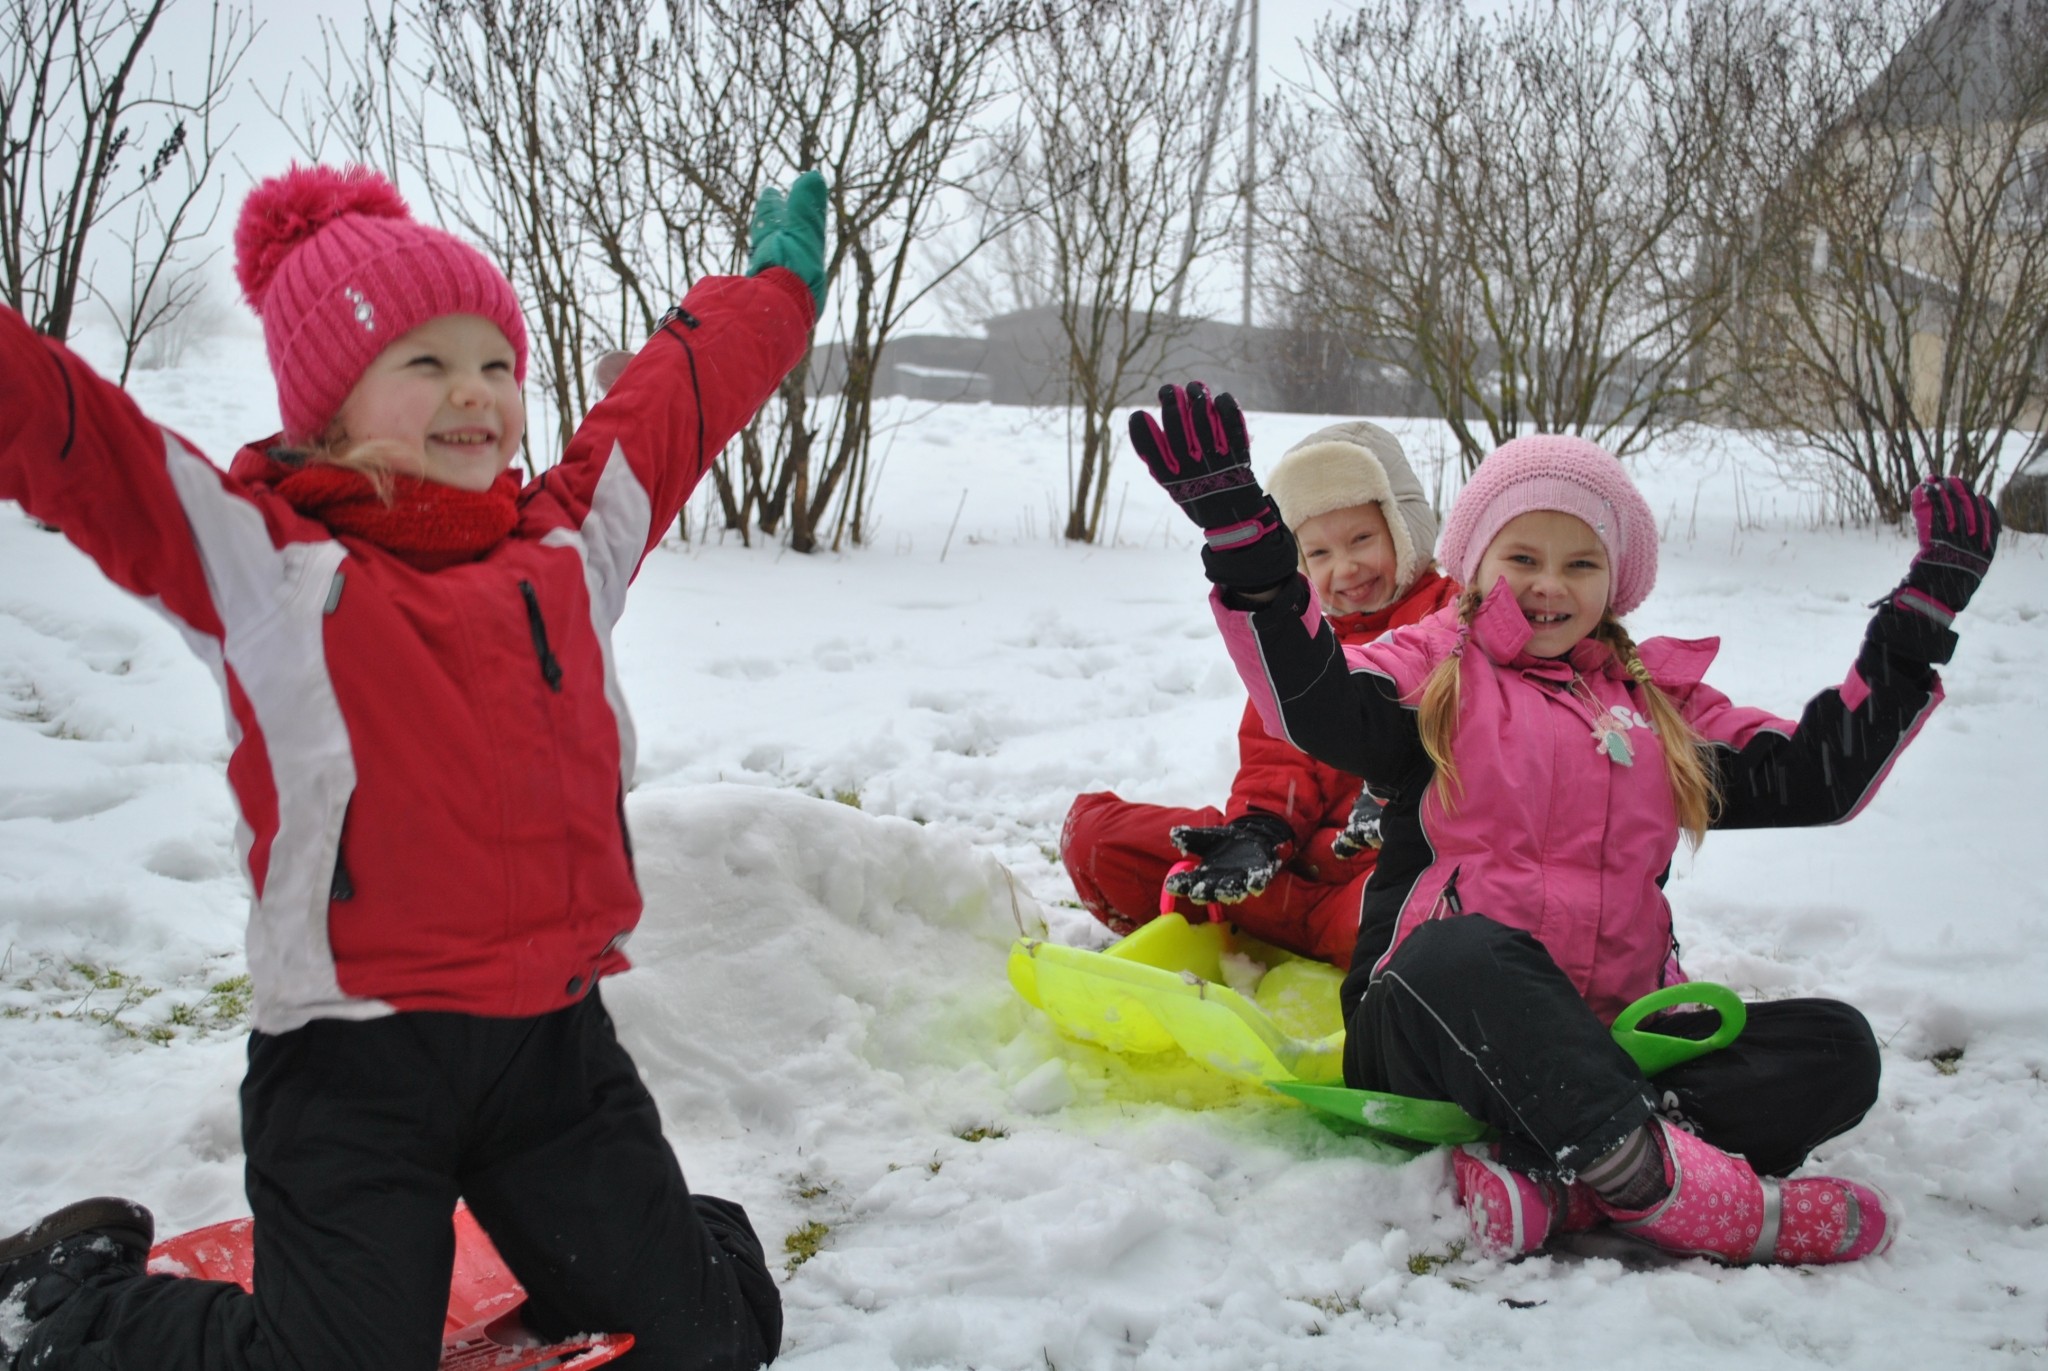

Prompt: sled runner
[146,1203,632,1368]
[1008,913,1744,1146]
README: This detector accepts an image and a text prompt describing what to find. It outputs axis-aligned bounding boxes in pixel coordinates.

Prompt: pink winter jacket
[1215,575,1943,1026]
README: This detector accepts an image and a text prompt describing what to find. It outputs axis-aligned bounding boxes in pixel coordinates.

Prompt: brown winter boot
[0,1197,154,1367]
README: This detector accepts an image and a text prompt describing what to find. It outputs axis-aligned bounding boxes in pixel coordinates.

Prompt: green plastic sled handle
[1267,1080,1491,1147]
[1609,982,1747,1078]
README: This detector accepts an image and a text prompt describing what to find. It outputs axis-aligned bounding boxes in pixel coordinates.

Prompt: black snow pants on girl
[20,988,780,1371]
[1346,914,1882,1180]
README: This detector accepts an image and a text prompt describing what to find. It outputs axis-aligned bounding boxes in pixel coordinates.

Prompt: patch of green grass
[1932,1047,1963,1076]
[955,1124,1008,1143]
[783,1220,830,1274]
[1407,1243,1464,1276]
[1302,1291,1359,1320]
[202,975,253,1025]
[3,958,252,1045]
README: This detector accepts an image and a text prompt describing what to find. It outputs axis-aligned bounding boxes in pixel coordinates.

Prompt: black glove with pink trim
[1868,476,1999,668]
[1896,476,1999,621]
[1129,382,1297,590]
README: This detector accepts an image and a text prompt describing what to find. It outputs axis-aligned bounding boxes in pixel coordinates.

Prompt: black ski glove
[1867,476,2001,667]
[1330,787,1387,860]
[1165,813,1293,905]
[1129,381,1298,591]
[1898,475,1999,620]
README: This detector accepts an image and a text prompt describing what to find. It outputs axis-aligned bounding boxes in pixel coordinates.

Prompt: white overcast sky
[135,0,1501,340]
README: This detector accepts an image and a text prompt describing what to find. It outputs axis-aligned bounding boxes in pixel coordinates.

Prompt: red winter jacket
[1224,568,1458,876]
[0,270,814,1032]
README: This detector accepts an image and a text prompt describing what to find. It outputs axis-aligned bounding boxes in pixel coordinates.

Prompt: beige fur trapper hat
[1265,420,1438,596]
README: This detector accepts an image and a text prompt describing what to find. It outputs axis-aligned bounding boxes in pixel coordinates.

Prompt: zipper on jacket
[518,580,565,693]
[658,307,708,472]
[330,802,355,902]
[1432,866,1465,919]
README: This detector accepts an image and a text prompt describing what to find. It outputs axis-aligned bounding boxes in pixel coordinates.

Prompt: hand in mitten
[1129,382,1297,590]
[1330,787,1387,860]
[1164,814,1291,905]
[747,170,829,315]
[1892,475,1999,625]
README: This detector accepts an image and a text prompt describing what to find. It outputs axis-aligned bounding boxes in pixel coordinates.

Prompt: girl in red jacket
[0,164,826,1370]
[1061,420,1457,966]
[1131,382,2000,1270]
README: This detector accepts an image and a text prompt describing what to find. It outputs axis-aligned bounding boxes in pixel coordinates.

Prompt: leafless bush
[1269,0,1785,473]
[266,0,1027,551]
[1,0,252,379]
[1720,0,2048,520]
[966,0,1249,542]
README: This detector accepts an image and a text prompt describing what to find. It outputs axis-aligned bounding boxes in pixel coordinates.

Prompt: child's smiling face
[1296,501,1399,615]
[329,314,524,490]
[1474,510,1612,657]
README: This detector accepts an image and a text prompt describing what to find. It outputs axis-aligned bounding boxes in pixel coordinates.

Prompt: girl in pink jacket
[0,164,826,1370]
[1130,382,2000,1268]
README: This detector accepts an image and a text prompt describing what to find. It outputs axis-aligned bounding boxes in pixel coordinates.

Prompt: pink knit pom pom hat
[1436,434,1658,617]
[233,164,528,444]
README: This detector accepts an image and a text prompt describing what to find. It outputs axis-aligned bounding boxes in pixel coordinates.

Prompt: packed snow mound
[604,784,1048,1138]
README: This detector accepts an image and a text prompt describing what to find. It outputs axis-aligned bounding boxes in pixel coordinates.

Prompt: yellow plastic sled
[1008,914,1744,1147]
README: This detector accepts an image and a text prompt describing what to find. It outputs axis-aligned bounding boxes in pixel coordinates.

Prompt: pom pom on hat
[1266,420,1439,596]
[233,162,528,444]
[1437,433,1658,617]
[233,165,412,309]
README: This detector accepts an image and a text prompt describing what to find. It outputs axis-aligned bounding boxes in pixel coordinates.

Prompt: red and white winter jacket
[0,270,814,1033]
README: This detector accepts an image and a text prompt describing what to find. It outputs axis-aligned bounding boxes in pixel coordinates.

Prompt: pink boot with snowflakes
[1598,1119,1895,1265]
[1452,1143,1601,1259]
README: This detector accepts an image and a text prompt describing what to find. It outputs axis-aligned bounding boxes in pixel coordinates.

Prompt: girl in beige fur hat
[1061,419,1458,965]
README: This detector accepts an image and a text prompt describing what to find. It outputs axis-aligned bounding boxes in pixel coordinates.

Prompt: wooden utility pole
[1168,0,1247,318]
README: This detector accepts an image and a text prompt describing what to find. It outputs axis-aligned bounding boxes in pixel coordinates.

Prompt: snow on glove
[1893,475,1999,624]
[1129,381,1298,590]
[1164,813,1292,905]
[747,170,829,315]
[1330,787,1386,860]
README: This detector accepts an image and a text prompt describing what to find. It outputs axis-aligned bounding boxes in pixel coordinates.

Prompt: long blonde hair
[1414,590,1720,848]
[273,430,424,502]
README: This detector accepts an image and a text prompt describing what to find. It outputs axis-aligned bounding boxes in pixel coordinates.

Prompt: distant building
[809,306,1441,417]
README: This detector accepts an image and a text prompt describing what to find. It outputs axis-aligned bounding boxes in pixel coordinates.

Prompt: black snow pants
[1345,915,1882,1180]
[23,988,780,1371]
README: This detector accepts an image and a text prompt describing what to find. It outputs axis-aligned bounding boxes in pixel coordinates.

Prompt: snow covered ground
[3,327,2046,1368]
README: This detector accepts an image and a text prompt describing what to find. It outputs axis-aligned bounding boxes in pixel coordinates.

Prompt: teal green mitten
[746,170,829,315]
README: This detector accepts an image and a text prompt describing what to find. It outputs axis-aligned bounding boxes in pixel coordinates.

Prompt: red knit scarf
[270,464,522,571]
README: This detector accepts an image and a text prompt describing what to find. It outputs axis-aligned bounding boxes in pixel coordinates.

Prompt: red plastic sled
[146,1203,632,1369]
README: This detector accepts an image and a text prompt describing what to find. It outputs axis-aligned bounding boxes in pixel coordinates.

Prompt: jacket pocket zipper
[518,580,565,693]
[330,801,355,902]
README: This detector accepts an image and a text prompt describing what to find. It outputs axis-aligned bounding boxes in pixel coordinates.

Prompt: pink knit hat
[1436,434,1658,616]
[233,164,528,444]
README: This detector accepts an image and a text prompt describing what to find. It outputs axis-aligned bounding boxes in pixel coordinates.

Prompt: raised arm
[1129,381,1433,789]
[1699,477,1999,828]
[0,304,263,641]
[523,172,827,599]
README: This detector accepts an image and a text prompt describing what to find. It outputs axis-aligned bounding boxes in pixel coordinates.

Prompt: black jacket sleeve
[1235,577,1433,790]
[1710,602,1947,830]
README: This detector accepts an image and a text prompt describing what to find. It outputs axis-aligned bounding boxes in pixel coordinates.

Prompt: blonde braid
[1414,588,1483,810]
[1593,615,1720,848]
